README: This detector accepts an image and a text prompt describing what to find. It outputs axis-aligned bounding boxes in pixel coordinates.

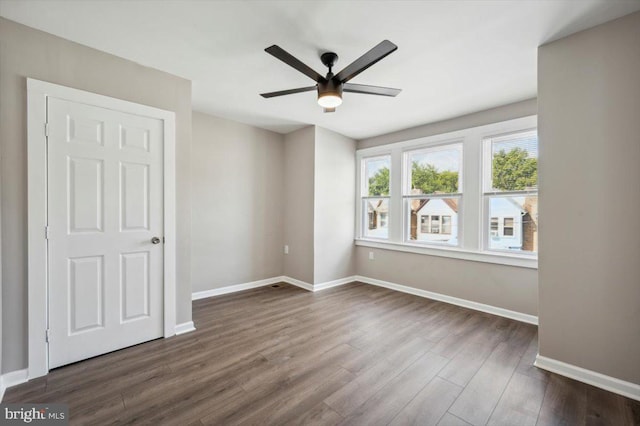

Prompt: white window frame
[402,140,463,247]
[360,154,392,240]
[355,115,537,269]
[481,128,538,256]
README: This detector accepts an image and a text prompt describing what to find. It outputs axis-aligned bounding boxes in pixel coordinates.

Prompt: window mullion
[389,147,404,243]
[462,132,481,250]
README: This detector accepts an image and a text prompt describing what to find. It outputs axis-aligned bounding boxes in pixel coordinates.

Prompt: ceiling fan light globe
[317,94,342,108]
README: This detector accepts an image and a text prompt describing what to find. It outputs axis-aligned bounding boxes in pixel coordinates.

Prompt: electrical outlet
[369,251,375,260]
[284,245,289,255]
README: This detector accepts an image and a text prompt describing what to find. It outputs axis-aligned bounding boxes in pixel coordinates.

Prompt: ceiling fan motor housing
[317,75,343,98]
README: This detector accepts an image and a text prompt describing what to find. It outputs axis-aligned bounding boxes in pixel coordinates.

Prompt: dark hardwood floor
[5,282,639,425]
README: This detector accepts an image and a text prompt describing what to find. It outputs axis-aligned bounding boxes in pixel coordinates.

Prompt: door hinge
[45,329,51,343]
[44,122,50,137]
[45,226,50,240]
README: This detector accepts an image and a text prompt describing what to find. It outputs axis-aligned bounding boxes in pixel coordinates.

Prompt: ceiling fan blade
[343,83,401,97]
[334,40,398,83]
[260,86,317,98]
[265,45,326,83]
[323,108,336,113]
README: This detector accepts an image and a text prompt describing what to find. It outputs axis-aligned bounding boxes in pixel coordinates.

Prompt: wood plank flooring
[4,282,639,425]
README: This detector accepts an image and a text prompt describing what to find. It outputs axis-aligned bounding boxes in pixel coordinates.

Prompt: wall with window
[356,100,539,316]
[191,112,285,292]
[538,11,640,385]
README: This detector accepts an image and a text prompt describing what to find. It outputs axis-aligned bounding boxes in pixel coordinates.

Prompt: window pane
[490,217,499,236]
[503,218,514,236]
[442,216,452,234]
[364,198,389,239]
[364,156,390,196]
[407,198,459,245]
[431,215,441,233]
[487,196,538,253]
[407,144,462,195]
[420,216,429,233]
[490,131,538,192]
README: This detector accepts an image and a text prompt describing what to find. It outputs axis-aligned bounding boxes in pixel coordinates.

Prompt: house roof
[412,198,458,214]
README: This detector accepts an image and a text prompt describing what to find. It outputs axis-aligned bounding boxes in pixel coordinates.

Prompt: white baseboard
[281,276,358,292]
[535,355,640,401]
[280,276,314,291]
[354,275,538,325]
[192,277,285,300]
[313,275,358,291]
[192,275,359,301]
[0,369,29,402]
[174,321,196,336]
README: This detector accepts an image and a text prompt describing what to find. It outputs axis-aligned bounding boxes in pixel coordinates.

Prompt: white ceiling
[2,1,639,139]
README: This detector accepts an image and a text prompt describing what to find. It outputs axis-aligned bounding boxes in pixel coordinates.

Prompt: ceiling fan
[260,40,401,113]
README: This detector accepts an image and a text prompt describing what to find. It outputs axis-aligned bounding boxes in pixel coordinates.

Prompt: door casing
[27,78,177,379]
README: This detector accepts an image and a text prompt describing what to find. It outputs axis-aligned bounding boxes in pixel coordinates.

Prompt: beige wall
[313,127,356,284]
[356,250,538,315]
[538,12,640,384]
[0,18,193,373]
[359,99,537,150]
[283,127,315,284]
[191,112,284,292]
[356,98,539,316]
[190,121,356,289]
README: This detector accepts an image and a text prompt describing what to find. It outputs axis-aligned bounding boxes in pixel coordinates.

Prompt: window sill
[354,239,538,269]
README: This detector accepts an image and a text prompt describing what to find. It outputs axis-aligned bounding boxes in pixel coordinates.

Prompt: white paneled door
[47,98,164,368]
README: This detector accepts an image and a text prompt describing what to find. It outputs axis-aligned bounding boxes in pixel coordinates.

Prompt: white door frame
[27,79,177,379]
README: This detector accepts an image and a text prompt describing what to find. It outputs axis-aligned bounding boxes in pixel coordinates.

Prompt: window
[483,130,538,253]
[404,143,462,246]
[362,155,390,239]
[355,115,537,268]
[420,216,429,233]
[419,215,453,234]
[379,212,388,228]
[503,218,514,236]
[431,216,441,233]
[490,217,499,236]
[442,216,452,234]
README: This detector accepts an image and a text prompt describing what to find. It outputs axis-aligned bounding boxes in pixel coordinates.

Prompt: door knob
[151,237,161,244]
